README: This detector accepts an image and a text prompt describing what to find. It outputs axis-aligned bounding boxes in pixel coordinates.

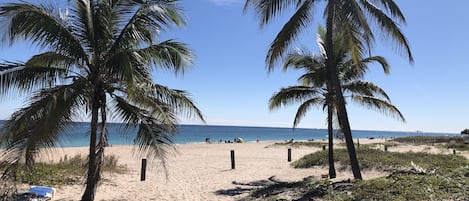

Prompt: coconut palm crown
[245,0,413,179]
[270,27,405,127]
[0,1,204,200]
[270,26,405,179]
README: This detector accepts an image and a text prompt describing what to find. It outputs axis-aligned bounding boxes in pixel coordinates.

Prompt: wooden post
[288,148,292,162]
[357,139,360,147]
[141,159,147,181]
[453,149,456,155]
[231,150,235,169]
[322,145,326,150]
[384,145,388,152]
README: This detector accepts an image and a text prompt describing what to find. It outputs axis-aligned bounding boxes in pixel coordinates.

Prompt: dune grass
[391,136,468,144]
[245,171,469,201]
[13,154,127,186]
[441,143,469,151]
[266,141,327,148]
[292,147,469,172]
[244,146,469,200]
[392,135,469,151]
[340,169,469,201]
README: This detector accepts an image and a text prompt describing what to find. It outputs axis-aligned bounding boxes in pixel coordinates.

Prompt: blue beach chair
[16,186,55,201]
[28,186,55,198]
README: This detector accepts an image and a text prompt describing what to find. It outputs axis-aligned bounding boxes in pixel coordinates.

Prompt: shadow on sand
[215,176,331,201]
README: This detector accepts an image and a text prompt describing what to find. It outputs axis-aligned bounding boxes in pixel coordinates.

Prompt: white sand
[21,139,397,200]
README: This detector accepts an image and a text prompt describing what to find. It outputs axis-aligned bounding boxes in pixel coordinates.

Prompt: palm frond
[333,1,370,67]
[110,4,151,51]
[359,0,413,63]
[293,97,324,128]
[283,48,324,72]
[361,56,390,74]
[369,0,406,23]
[132,83,205,123]
[343,80,391,101]
[93,1,115,53]
[110,0,186,52]
[338,63,364,82]
[0,81,87,169]
[244,0,302,28]
[26,52,77,69]
[111,96,176,173]
[137,40,194,74]
[105,49,152,91]
[338,19,367,66]
[350,95,405,122]
[339,0,374,47]
[0,2,87,62]
[0,60,71,96]
[72,0,95,53]
[299,71,328,88]
[106,40,193,94]
[269,86,322,110]
[266,1,314,70]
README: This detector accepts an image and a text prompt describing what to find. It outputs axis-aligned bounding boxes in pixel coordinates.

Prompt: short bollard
[322,145,326,150]
[357,139,360,147]
[384,145,388,152]
[231,150,235,169]
[288,148,292,162]
[453,149,456,155]
[141,159,147,181]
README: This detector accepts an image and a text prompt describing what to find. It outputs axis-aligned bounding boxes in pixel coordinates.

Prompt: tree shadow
[214,176,278,197]
[216,176,354,200]
[215,176,322,200]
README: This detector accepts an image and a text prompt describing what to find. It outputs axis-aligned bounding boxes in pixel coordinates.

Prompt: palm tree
[0,1,203,200]
[245,0,413,179]
[270,26,405,178]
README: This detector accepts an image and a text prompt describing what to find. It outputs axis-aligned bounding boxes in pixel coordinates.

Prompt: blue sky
[0,0,467,134]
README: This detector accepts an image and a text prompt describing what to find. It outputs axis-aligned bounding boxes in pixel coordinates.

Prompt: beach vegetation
[12,154,126,186]
[268,141,327,148]
[244,0,413,180]
[461,129,469,135]
[0,0,203,200]
[268,25,404,179]
[244,148,469,200]
[337,142,399,150]
[391,136,467,144]
[247,179,329,201]
[292,147,469,173]
[246,170,469,201]
[440,143,469,152]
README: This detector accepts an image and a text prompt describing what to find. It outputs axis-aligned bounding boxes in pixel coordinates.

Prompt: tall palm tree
[0,1,204,200]
[245,0,413,179]
[270,27,405,178]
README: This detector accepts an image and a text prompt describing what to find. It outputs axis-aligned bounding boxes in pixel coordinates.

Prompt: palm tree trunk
[95,100,108,186]
[327,104,336,179]
[325,0,362,180]
[82,87,100,201]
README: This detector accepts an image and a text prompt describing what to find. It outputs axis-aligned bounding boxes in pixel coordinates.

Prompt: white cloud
[207,0,243,6]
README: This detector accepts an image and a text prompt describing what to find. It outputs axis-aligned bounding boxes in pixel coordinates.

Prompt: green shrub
[391,136,467,144]
[292,147,469,172]
[343,171,469,201]
[245,147,469,201]
[12,154,127,186]
[245,167,469,201]
[267,141,327,148]
[440,143,469,151]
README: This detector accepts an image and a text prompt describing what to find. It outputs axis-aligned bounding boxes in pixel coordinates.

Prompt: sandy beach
[17,138,451,201]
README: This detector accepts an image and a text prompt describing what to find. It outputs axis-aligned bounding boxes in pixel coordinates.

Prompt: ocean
[0,121,458,147]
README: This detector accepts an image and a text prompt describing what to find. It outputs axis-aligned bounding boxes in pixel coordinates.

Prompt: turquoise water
[0,121,456,147]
